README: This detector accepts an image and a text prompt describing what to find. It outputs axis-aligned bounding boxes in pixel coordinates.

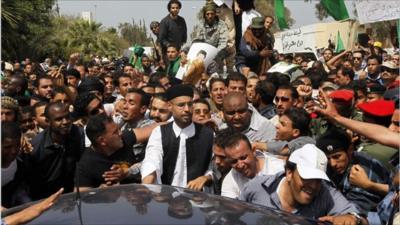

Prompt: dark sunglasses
[274,96,290,102]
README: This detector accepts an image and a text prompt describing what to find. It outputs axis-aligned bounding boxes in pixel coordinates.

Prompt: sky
[57,0,356,37]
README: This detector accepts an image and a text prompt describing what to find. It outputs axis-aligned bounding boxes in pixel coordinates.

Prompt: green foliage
[1,0,142,61]
[2,0,56,60]
[118,19,152,47]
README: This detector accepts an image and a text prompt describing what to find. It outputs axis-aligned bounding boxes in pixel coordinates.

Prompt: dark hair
[367,54,382,64]
[150,21,160,29]
[126,88,151,107]
[255,80,276,105]
[285,160,297,171]
[353,50,364,58]
[151,92,168,102]
[19,105,33,116]
[353,80,367,97]
[236,0,255,11]
[32,101,48,116]
[209,77,226,91]
[34,75,52,88]
[73,92,100,118]
[113,73,132,87]
[149,72,168,85]
[339,67,355,80]
[11,74,28,93]
[86,114,113,145]
[1,121,22,142]
[77,76,104,95]
[193,98,211,110]
[166,43,180,52]
[323,48,334,55]
[307,70,327,89]
[266,72,290,88]
[167,0,182,11]
[282,108,311,136]
[226,72,247,87]
[53,86,68,96]
[277,84,299,99]
[99,72,114,83]
[222,132,251,150]
[214,127,234,147]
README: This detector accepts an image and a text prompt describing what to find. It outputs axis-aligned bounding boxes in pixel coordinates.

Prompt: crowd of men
[1,0,400,224]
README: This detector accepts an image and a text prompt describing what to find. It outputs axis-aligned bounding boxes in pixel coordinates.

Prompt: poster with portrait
[176,42,219,81]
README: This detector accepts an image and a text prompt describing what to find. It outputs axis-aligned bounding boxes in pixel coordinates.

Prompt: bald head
[223,92,251,132]
[223,92,247,108]
[45,102,69,119]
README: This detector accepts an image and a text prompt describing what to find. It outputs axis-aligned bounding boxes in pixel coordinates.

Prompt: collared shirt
[329,151,390,213]
[258,104,276,120]
[366,73,384,85]
[141,122,195,188]
[270,114,280,126]
[218,104,276,142]
[239,172,361,218]
[221,151,284,199]
[24,125,84,200]
[243,107,276,142]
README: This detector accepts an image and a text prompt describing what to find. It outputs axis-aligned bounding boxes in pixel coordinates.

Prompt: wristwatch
[348,212,362,225]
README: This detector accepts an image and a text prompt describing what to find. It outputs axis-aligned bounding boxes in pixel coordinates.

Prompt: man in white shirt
[141,84,213,187]
[221,132,284,199]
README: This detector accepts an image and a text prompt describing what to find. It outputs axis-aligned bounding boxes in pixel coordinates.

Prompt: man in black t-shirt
[75,114,157,191]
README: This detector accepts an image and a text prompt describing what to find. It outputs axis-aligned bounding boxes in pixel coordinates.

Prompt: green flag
[274,0,288,30]
[321,0,349,21]
[335,31,345,53]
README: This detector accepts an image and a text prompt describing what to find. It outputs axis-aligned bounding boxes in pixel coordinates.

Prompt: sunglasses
[274,96,290,102]
[353,57,362,60]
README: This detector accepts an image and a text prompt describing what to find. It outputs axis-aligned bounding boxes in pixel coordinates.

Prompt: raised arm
[314,89,400,149]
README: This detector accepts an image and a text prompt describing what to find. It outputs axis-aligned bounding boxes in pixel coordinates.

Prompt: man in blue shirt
[240,144,367,225]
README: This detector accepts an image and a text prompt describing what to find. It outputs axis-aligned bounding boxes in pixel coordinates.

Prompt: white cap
[288,144,330,181]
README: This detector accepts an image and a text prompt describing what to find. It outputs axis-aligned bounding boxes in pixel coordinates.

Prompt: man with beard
[236,17,274,76]
[141,84,213,188]
[159,0,187,58]
[149,94,172,122]
[192,3,228,73]
[32,75,54,103]
[269,85,299,126]
[22,102,85,200]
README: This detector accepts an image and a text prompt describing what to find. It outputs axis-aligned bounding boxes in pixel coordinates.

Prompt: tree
[64,19,123,57]
[118,19,152,46]
[2,0,56,61]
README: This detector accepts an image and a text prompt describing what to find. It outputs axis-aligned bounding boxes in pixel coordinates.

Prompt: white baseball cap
[288,144,330,181]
